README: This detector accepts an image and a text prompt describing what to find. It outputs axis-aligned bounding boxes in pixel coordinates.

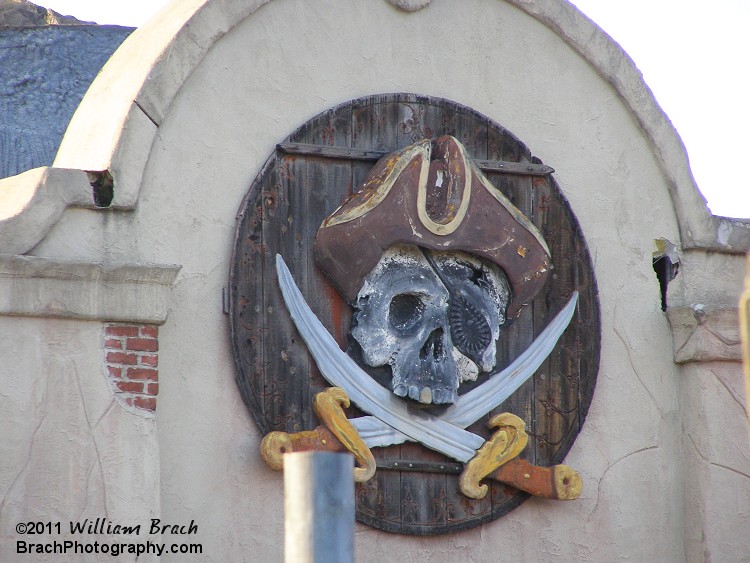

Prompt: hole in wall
[86,170,114,208]
[653,238,680,311]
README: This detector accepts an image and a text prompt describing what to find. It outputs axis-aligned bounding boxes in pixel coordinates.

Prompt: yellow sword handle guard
[313,387,376,482]
[459,413,528,499]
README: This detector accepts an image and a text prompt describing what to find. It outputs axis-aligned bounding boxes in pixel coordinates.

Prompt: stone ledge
[0,167,95,255]
[0,255,181,323]
[667,306,742,364]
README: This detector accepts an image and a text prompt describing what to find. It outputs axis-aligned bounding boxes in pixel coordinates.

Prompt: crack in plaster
[688,433,750,481]
[0,370,50,524]
[674,331,693,360]
[75,400,117,520]
[79,459,99,521]
[134,99,159,128]
[94,398,117,429]
[613,324,662,418]
[707,368,748,417]
[701,325,741,347]
[711,462,750,481]
[587,445,659,521]
[0,405,48,524]
[688,433,709,464]
[72,362,110,519]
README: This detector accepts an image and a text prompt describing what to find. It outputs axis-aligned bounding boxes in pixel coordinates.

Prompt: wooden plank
[533,174,580,465]
[399,468,448,533]
[361,96,405,532]
[305,159,353,346]
[395,98,451,534]
[485,125,537,510]
[397,94,437,146]
[230,157,274,433]
[574,224,601,451]
[264,151,310,433]
[487,131,536,416]
[453,109,488,161]
[349,96,381,200]
[301,103,354,428]
[530,175,558,466]
[440,105,494,527]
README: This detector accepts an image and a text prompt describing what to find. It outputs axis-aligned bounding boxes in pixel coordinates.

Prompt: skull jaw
[391,341,460,405]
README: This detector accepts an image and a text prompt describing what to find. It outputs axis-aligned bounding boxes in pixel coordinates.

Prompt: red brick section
[104,324,159,413]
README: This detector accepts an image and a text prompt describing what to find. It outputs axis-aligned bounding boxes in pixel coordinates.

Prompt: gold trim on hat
[416,139,472,236]
[322,141,430,228]
[475,169,551,257]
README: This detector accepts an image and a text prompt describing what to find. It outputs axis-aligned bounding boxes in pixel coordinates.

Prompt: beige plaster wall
[2,0,748,561]
[680,362,750,563]
[0,318,160,562]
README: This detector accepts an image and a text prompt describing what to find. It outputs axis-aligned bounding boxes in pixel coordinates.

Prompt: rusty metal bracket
[276,142,554,175]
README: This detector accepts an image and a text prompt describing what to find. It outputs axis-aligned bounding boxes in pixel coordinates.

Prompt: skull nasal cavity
[389,293,425,331]
[420,328,445,360]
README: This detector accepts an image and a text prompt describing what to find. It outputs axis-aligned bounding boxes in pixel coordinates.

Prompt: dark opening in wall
[653,239,680,311]
[87,170,114,207]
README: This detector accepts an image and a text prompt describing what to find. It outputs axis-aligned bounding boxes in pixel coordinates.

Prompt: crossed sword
[261,255,582,501]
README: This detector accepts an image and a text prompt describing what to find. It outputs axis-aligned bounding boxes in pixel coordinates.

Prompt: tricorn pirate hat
[314,136,551,320]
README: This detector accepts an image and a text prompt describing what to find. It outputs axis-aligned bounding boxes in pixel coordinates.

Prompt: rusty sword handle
[260,387,376,482]
[459,412,582,500]
[260,426,582,500]
[459,413,528,499]
[260,426,344,470]
[312,387,376,482]
[491,458,582,500]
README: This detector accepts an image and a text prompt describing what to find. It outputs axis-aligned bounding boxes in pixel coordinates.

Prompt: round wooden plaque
[229,94,600,535]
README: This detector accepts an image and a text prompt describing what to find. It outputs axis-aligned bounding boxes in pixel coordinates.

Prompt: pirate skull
[351,245,509,405]
[314,136,550,404]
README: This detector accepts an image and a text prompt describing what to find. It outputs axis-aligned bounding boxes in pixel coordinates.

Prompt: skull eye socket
[388,293,425,332]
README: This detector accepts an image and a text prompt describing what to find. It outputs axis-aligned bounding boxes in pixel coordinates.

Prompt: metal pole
[284,451,354,563]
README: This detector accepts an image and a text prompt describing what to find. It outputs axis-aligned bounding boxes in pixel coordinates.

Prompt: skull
[351,244,509,405]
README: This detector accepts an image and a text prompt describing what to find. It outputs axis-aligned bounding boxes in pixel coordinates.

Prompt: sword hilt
[259,387,376,483]
[492,458,582,500]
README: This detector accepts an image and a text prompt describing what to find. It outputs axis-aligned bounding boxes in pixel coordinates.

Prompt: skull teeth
[419,387,432,404]
[392,382,457,405]
[409,385,419,400]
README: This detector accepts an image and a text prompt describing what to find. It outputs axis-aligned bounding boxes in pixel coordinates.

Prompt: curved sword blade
[444,291,578,427]
[351,292,578,446]
[276,254,483,463]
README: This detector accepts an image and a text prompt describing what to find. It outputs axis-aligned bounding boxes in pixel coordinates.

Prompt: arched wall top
[50,0,749,253]
[53,0,271,208]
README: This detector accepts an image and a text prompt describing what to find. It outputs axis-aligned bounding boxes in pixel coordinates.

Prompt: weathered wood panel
[230,93,600,535]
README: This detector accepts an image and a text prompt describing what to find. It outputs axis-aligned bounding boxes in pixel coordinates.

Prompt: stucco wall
[0,318,161,561]
[1,0,748,561]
